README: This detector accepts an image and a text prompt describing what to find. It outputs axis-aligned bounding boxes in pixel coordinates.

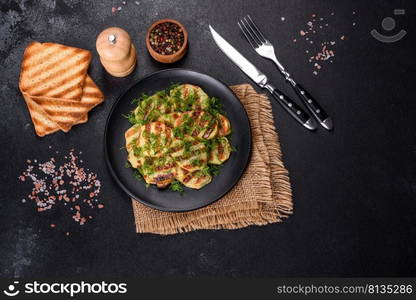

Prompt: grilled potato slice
[137,121,173,157]
[217,114,231,136]
[157,112,183,127]
[169,84,210,111]
[208,137,232,165]
[141,156,177,188]
[170,136,208,172]
[176,167,212,189]
[134,93,173,124]
[125,124,141,151]
[127,150,145,169]
[171,111,218,140]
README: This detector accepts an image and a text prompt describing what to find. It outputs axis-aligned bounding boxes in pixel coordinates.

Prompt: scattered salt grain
[281,17,285,21]
[291,10,356,76]
[18,146,104,233]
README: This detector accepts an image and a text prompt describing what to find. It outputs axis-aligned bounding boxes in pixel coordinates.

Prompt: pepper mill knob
[108,34,116,44]
[96,27,137,77]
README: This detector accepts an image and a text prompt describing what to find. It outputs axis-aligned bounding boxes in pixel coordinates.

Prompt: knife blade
[209,25,317,131]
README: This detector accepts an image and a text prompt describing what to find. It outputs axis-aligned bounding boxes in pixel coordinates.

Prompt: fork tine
[240,18,262,46]
[246,15,267,42]
[242,16,264,45]
[238,21,258,49]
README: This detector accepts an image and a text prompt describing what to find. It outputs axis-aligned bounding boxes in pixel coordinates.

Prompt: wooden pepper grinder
[96,27,137,77]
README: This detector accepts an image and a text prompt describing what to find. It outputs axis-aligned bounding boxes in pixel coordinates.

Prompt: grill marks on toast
[19,42,91,101]
[31,69,87,99]
[29,76,104,132]
[22,93,60,137]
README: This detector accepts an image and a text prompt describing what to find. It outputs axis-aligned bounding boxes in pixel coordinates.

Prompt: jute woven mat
[131,84,292,235]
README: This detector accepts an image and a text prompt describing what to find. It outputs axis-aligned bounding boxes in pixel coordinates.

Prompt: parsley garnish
[183,140,192,154]
[131,93,149,105]
[166,83,181,94]
[202,164,222,177]
[207,96,224,116]
[133,169,143,181]
[169,179,184,194]
[122,111,137,125]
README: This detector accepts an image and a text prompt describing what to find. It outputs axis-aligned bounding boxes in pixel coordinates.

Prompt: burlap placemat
[131,84,292,235]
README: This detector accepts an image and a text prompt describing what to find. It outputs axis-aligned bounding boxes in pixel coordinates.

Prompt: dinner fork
[238,15,333,130]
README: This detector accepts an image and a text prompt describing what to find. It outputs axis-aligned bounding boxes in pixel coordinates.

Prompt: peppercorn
[149,22,184,55]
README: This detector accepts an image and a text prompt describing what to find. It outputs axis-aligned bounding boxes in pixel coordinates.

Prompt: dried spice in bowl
[146,19,188,63]
[149,22,184,55]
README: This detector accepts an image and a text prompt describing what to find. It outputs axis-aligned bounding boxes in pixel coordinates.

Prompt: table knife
[209,25,317,131]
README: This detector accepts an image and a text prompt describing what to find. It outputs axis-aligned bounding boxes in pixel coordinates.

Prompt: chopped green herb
[166,83,181,94]
[132,144,143,156]
[131,93,149,105]
[133,169,143,181]
[173,127,184,139]
[208,164,221,176]
[183,140,192,154]
[202,164,222,177]
[191,159,203,167]
[207,96,224,116]
[122,112,137,125]
[169,179,184,194]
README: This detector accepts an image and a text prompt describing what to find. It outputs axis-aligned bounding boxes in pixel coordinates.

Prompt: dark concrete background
[0,0,415,278]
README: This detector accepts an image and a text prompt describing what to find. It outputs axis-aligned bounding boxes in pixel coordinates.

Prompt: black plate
[104,69,251,212]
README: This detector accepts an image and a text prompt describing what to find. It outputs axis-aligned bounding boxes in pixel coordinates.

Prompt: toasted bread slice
[75,114,88,125]
[19,42,91,100]
[22,93,60,137]
[23,91,88,136]
[30,76,104,132]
